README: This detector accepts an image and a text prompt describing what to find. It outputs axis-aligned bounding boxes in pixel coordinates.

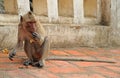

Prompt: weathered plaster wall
[0,25,110,49]
[58,0,73,17]
[0,14,19,25]
[84,0,97,17]
[33,0,47,16]
[4,0,18,14]
[84,0,101,25]
[46,25,110,48]
[0,25,17,49]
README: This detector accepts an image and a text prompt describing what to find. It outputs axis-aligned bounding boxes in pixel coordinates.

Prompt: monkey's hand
[32,32,40,39]
[9,50,16,61]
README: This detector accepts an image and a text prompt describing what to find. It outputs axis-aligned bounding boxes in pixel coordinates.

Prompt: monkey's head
[20,11,37,33]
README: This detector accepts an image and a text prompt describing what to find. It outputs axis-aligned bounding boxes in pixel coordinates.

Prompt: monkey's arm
[9,38,24,61]
[9,31,24,60]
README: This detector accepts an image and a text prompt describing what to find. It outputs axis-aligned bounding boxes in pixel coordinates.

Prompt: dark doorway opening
[29,0,33,12]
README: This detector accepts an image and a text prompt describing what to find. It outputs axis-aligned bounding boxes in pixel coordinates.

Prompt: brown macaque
[9,11,50,68]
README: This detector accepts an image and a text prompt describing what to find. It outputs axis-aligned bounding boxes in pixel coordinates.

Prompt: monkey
[9,11,50,67]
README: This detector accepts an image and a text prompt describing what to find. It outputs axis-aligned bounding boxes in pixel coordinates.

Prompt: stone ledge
[0,24,111,49]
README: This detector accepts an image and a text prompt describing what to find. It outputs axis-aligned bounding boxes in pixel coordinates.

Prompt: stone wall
[0,25,17,49]
[0,24,111,49]
[46,24,110,48]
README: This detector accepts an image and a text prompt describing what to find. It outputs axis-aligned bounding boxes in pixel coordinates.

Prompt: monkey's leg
[38,36,50,67]
[31,36,50,68]
[41,36,50,60]
[23,43,34,66]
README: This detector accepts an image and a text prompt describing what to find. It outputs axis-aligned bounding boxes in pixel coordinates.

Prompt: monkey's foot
[32,62,44,68]
[23,60,32,66]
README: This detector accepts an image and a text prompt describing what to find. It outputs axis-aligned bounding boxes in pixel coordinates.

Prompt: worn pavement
[0,47,120,78]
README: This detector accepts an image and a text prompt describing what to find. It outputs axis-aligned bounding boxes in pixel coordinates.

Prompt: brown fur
[9,12,50,67]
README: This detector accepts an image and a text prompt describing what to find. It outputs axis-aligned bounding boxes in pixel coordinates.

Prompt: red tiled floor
[71,61,111,67]
[7,69,35,78]
[61,74,106,78]
[27,69,60,78]
[105,66,120,73]
[50,50,69,56]
[49,60,74,67]
[47,66,84,74]
[0,47,120,78]
[89,67,120,78]
[64,50,86,56]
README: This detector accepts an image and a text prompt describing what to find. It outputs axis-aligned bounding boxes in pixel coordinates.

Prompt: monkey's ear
[20,15,23,22]
[28,11,32,15]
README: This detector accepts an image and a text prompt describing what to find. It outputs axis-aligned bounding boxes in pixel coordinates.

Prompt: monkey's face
[26,21,36,33]
[21,11,37,33]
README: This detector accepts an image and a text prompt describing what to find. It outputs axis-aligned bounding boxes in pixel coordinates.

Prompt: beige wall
[2,0,120,48]
[0,25,110,49]
[84,0,97,18]
[33,0,48,16]
[4,0,18,14]
[58,0,73,17]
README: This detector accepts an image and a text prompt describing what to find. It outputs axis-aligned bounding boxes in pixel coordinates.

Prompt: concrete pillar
[110,0,117,28]
[111,0,120,28]
[17,0,30,15]
[109,0,120,47]
[116,0,120,28]
[96,0,101,24]
[47,0,58,22]
[73,0,84,24]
